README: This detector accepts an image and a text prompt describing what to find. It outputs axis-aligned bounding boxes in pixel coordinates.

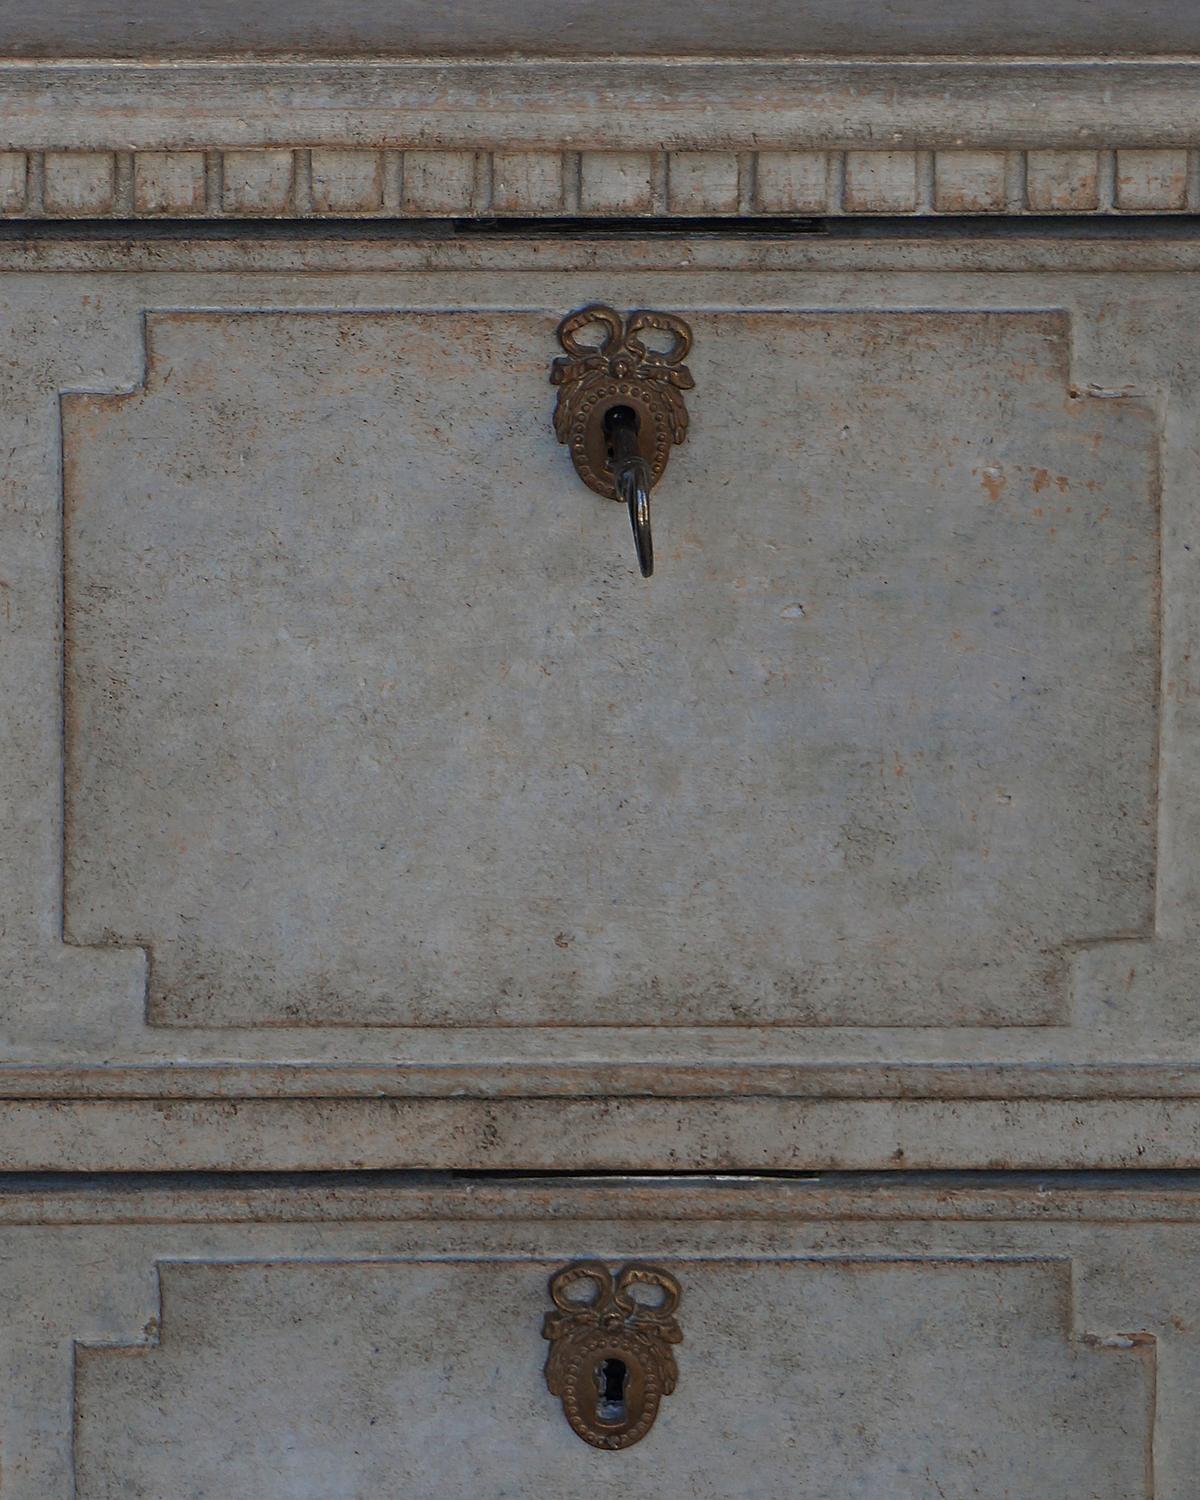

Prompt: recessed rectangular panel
[63,309,1159,1026]
[73,1257,1150,1499]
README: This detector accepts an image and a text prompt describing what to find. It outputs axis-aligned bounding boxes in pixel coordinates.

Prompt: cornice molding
[0,60,1195,218]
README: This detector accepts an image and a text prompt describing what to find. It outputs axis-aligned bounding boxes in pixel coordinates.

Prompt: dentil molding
[1,60,1200,217]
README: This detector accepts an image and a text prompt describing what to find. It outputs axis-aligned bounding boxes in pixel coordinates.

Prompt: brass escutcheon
[542,1260,682,1450]
[550,303,694,500]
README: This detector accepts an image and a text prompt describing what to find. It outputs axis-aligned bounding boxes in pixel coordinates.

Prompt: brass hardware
[551,304,694,577]
[542,1260,682,1450]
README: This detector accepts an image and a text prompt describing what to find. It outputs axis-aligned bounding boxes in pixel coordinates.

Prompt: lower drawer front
[9,1177,1192,1498]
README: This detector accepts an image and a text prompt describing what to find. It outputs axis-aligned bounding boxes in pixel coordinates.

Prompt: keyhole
[604,405,640,465]
[597,1358,628,1424]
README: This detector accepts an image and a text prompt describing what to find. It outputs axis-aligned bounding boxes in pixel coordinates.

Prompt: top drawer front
[1,235,1198,1164]
[63,305,1155,1030]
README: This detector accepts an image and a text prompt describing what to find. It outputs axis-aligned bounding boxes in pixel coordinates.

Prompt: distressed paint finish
[61,309,1156,1028]
[0,236,1197,1164]
[491,150,564,215]
[843,149,919,211]
[14,1096,1200,1170]
[0,145,1199,216]
[0,1175,1191,1499]
[933,150,1010,212]
[9,62,1200,163]
[75,1259,1145,1497]
[42,151,117,215]
[0,34,1194,1485]
[309,148,385,214]
[132,150,207,215]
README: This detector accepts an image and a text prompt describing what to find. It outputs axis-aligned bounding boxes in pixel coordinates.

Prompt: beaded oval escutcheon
[550,304,694,501]
[542,1260,682,1450]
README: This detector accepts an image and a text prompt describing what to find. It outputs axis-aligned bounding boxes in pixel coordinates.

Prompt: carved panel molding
[1,146,1198,218]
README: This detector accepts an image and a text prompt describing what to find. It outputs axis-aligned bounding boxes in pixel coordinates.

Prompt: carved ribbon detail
[542,1260,682,1450]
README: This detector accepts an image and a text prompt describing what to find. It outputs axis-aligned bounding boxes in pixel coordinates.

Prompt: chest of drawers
[3,38,1200,1496]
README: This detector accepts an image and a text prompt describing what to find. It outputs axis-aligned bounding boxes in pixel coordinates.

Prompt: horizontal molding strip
[6,62,1200,154]
[1,147,1198,217]
[4,1098,1200,1170]
[0,1174,1194,1227]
